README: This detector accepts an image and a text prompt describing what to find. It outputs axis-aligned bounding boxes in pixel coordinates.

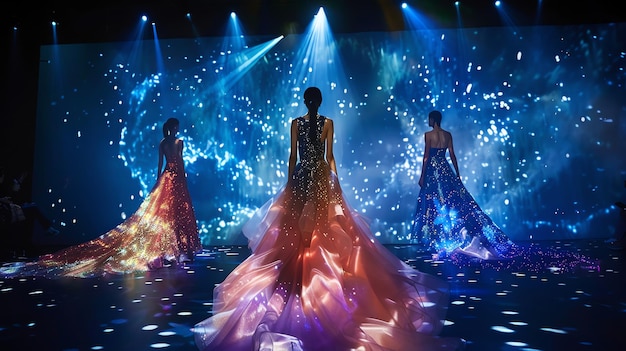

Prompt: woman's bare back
[160,138,183,163]
[426,128,452,149]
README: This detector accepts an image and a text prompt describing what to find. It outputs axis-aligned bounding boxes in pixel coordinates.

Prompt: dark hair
[304,87,322,141]
[429,110,442,126]
[163,118,179,138]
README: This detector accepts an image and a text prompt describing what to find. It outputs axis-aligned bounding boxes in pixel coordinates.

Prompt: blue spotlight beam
[291,7,348,92]
[208,36,284,96]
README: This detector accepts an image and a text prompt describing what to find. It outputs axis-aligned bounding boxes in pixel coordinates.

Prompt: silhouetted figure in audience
[1,166,59,258]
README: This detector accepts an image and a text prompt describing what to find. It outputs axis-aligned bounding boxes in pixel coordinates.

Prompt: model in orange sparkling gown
[1,118,202,278]
[193,88,465,351]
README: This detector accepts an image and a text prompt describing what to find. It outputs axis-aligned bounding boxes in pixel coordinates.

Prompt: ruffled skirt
[194,162,464,351]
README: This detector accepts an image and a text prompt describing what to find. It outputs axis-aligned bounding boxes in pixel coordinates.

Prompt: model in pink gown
[193,88,464,351]
[0,118,202,278]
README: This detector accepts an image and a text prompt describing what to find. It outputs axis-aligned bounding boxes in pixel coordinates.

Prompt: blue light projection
[31,13,626,246]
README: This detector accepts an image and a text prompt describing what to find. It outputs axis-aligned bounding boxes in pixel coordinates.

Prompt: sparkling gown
[411,148,516,260]
[0,153,202,278]
[410,148,601,273]
[194,116,465,351]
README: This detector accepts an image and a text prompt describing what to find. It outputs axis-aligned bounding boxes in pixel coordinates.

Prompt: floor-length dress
[194,116,465,351]
[0,154,202,278]
[410,148,601,273]
[411,148,516,260]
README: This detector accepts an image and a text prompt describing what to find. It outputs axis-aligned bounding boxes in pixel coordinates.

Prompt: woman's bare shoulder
[323,117,334,129]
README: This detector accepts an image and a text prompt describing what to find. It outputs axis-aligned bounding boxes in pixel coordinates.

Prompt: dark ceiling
[3,0,626,45]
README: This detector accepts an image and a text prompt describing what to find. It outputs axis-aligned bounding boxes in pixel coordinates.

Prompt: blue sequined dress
[194,116,465,351]
[411,147,516,259]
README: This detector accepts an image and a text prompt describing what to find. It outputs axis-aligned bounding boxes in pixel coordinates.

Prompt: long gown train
[411,148,515,260]
[0,158,202,278]
[194,116,464,351]
[411,147,599,272]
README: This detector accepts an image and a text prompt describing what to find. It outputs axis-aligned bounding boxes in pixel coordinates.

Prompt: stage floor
[0,239,624,351]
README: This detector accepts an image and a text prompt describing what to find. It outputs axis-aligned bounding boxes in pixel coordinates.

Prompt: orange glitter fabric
[2,157,201,278]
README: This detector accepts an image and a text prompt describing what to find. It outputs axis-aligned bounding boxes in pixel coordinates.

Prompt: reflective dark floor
[0,237,624,351]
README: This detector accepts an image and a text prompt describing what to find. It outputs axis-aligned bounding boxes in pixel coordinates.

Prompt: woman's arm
[157,140,164,178]
[288,119,298,178]
[448,132,460,178]
[418,133,432,187]
[324,118,337,175]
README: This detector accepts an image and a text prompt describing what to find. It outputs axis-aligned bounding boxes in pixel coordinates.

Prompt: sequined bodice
[164,159,184,175]
[296,116,326,170]
[430,147,447,159]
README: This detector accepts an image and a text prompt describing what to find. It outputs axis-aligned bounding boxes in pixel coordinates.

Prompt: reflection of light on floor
[501,310,518,315]
[509,321,527,326]
[196,251,216,258]
[540,327,567,334]
[491,325,515,333]
[0,240,621,351]
[504,341,530,347]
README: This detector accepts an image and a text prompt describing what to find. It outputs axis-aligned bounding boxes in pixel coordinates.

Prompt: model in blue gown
[410,111,599,272]
[410,110,515,260]
[411,146,516,260]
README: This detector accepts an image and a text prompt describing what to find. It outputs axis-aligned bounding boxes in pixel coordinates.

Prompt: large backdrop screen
[32,22,626,247]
